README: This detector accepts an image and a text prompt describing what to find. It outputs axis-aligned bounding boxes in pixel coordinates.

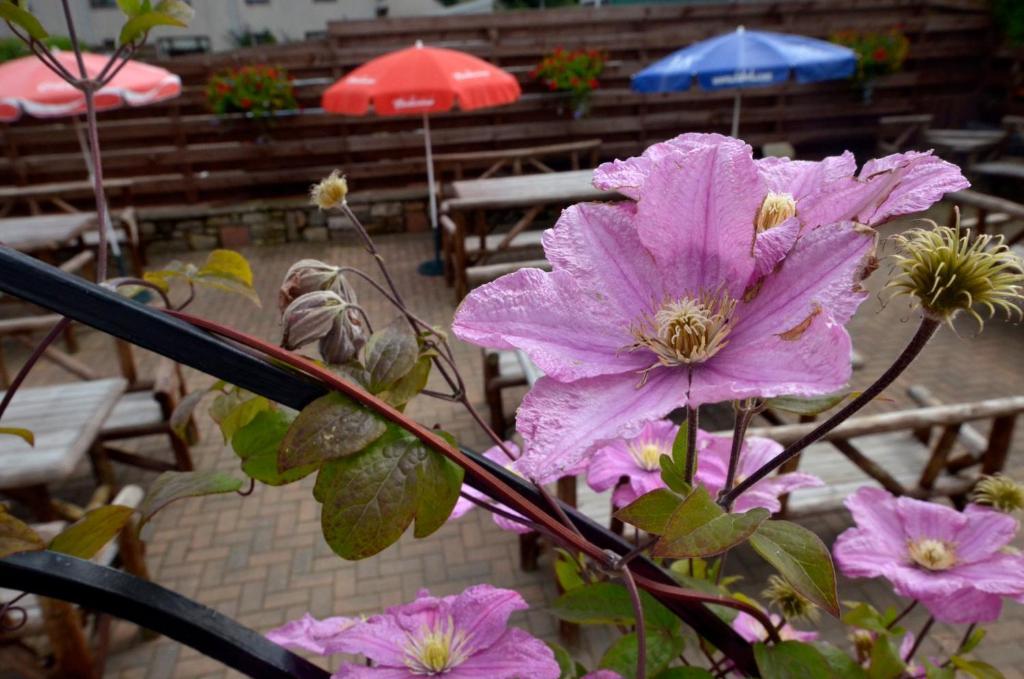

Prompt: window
[244,0,270,4]
[89,0,117,7]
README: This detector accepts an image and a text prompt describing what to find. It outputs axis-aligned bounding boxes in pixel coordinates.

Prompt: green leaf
[960,626,986,654]
[0,426,34,446]
[194,249,260,306]
[749,519,840,617]
[0,1,48,40]
[841,602,889,634]
[754,641,833,679]
[868,634,905,679]
[671,415,689,468]
[364,318,419,393]
[0,507,44,557]
[314,427,452,560]
[117,0,142,15]
[766,391,853,416]
[137,470,243,530]
[232,410,316,485]
[599,629,684,679]
[614,488,682,534]
[169,388,208,443]
[378,355,431,407]
[924,661,956,679]
[278,392,386,472]
[209,389,271,443]
[653,486,769,558]
[554,549,585,592]
[550,582,678,631]
[547,641,582,679]
[659,454,690,495]
[412,443,463,538]
[654,669,715,679]
[669,574,739,623]
[815,642,869,679]
[950,657,1004,679]
[119,0,193,45]
[48,505,134,559]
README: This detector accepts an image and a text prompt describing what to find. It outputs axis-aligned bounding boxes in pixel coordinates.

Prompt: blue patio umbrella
[632,26,856,138]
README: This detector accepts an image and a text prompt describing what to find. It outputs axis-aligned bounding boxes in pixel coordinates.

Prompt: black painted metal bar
[0,551,329,679]
[0,246,757,674]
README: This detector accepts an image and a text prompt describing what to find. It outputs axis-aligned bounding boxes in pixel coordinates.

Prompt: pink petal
[266,614,358,655]
[738,436,785,474]
[951,553,1024,595]
[332,615,408,666]
[733,473,823,514]
[593,132,735,199]
[833,488,905,576]
[856,151,969,224]
[834,530,898,578]
[633,140,761,299]
[752,216,802,279]
[542,202,666,320]
[756,152,857,200]
[955,505,1020,563]
[516,369,690,483]
[896,496,966,543]
[889,564,967,601]
[582,672,626,679]
[917,587,1004,625]
[451,585,529,654]
[333,665,415,679]
[692,311,854,404]
[587,442,641,492]
[447,628,561,679]
[492,512,533,534]
[453,268,647,381]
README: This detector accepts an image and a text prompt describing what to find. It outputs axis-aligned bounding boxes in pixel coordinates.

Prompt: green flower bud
[886,209,1024,329]
[762,575,819,622]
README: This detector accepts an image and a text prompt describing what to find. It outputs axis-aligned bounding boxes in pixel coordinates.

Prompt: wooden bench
[434,138,602,183]
[742,387,1024,515]
[876,113,933,155]
[948,189,1024,247]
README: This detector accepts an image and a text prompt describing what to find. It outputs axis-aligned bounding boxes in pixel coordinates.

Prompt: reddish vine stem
[620,565,647,679]
[166,308,781,642]
[0,318,71,422]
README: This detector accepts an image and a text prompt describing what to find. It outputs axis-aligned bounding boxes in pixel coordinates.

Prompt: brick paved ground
[6,212,1024,678]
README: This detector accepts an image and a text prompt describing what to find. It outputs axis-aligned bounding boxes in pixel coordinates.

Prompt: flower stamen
[907,538,957,571]
[629,292,736,377]
[404,617,469,675]
[627,441,664,471]
[756,192,797,233]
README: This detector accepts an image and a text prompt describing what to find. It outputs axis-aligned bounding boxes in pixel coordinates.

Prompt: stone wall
[139,190,430,255]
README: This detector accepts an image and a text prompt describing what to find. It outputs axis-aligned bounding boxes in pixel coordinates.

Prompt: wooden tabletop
[971,160,1024,181]
[446,169,619,211]
[0,178,136,200]
[0,212,97,251]
[0,378,127,489]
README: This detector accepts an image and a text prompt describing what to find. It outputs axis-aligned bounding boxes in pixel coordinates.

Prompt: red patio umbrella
[322,41,521,275]
[0,51,181,261]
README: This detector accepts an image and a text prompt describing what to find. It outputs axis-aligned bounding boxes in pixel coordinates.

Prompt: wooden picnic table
[441,170,622,299]
[0,378,127,520]
[970,159,1024,183]
[925,128,1006,165]
[0,177,137,216]
[0,212,98,253]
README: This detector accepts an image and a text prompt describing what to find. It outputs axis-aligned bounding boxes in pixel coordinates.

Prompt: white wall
[2,0,450,53]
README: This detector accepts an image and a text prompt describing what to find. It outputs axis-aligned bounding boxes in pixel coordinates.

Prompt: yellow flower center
[628,442,664,471]
[630,294,736,378]
[907,538,957,571]
[404,619,467,675]
[756,192,797,233]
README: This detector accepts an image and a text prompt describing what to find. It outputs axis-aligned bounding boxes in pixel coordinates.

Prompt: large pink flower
[455,137,883,482]
[833,487,1024,624]
[586,419,677,508]
[275,585,559,679]
[266,613,360,655]
[732,611,818,643]
[449,442,532,534]
[694,430,822,513]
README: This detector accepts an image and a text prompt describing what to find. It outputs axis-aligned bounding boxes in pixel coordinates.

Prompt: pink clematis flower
[326,585,560,679]
[833,487,1024,624]
[454,137,885,482]
[448,442,532,534]
[732,611,818,643]
[586,419,677,508]
[267,613,360,655]
[594,133,968,278]
[694,430,823,513]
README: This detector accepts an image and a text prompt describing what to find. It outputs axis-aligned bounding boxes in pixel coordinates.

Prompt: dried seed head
[310,170,348,210]
[885,209,1024,330]
[972,474,1024,513]
[763,575,819,622]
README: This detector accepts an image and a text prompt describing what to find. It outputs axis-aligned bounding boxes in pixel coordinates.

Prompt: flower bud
[762,575,819,622]
[319,305,369,365]
[972,474,1024,513]
[281,290,345,350]
[755,192,797,233]
[886,210,1024,329]
[310,170,348,210]
[279,259,343,312]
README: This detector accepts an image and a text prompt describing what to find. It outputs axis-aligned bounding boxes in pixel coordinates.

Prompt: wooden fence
[0,0,999,210]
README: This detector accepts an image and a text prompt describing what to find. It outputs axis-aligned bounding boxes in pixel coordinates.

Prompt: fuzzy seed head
[886,209,1024,330]
[763,575,819,622]
[973,474,1024,513]
[310,170,348,210]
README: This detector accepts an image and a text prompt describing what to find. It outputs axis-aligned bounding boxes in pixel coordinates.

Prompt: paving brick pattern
[7,216,1024,678]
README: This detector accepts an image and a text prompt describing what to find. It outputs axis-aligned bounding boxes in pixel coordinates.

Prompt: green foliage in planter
[830,28,909,82]
[0,35,74,63]
[205,64,297,118]
[995,0,1024,46]
[531,46,607,114]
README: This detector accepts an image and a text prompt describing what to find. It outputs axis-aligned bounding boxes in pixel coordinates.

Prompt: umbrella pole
[417,111,444,277]
[731,91,741,138]
[74,116,125,266]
